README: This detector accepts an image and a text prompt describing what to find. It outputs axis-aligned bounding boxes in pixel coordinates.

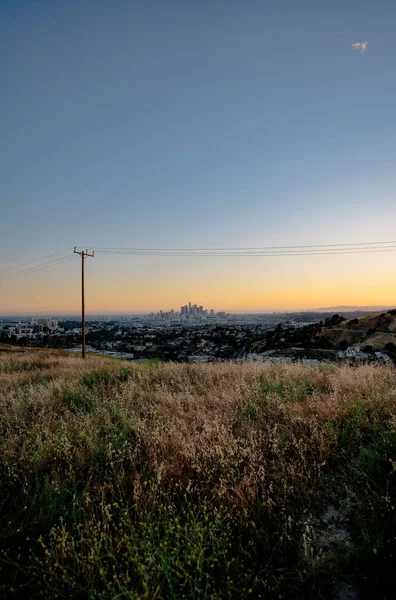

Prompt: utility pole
[73,248,94,358]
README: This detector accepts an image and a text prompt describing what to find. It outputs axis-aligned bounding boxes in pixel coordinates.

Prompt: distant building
[16,324,34,338]
[345,346,361,358]
[157,302,222,319]
[375,352,390,363]
[31,317,58,329]
[187,355,210,363]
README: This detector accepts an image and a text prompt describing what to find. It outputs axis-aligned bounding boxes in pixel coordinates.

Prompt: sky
[1,0,396,314]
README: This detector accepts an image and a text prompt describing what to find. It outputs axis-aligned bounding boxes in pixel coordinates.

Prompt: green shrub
[60,385,96,412]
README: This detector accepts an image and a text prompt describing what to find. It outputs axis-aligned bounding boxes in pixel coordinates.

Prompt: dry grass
[1,348,396,599]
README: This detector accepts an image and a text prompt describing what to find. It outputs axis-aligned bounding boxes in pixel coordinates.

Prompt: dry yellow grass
[1,348,396,499]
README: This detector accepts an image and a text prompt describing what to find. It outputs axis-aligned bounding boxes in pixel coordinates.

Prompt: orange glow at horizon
[1,252,395,314]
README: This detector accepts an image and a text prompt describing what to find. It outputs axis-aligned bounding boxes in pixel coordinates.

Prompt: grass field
[1,346,395,599]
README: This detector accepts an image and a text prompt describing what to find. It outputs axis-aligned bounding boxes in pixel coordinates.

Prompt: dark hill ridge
[313,305,395,312]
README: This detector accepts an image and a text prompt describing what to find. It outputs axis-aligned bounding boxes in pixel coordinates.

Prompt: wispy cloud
[352,41,368,53]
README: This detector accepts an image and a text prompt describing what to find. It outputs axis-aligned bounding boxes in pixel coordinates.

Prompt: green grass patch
[60,385,96,412]
[80,366,133,389]
[0,359,46,373]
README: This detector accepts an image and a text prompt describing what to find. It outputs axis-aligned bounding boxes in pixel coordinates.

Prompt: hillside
[316,309,396,352]
[1,347,396,599]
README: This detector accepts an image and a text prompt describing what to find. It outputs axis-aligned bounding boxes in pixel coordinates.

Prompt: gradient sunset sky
[1,0,396,314]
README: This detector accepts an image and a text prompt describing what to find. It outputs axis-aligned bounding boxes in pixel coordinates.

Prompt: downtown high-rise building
[156,302,219,319]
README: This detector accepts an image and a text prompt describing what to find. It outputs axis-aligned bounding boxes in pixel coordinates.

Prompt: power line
[94,247,396,257]
[0,256,75,282]
[2,238,396,283]
[92,240,396,252]
[0,256,75,281]
[0,248,73,275]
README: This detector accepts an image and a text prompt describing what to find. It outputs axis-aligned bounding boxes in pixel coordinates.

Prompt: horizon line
[1,305,395,318]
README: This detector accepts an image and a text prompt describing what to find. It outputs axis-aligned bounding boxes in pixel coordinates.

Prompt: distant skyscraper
[158,302,219,319]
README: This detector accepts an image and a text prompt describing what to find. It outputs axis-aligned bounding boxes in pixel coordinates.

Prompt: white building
[375,352,390,363]
[2,323,37,338]
[345,346,361,358]
[31,317,58,329]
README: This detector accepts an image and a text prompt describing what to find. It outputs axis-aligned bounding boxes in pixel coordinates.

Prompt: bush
[324,314,346,328]
[384,342,396,353]
[348,318,359,328]
[362,345,374,353]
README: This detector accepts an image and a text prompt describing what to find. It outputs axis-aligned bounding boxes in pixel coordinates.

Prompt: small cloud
[352,41,368,53]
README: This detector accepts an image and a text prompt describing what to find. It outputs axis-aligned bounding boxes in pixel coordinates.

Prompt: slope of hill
[316,309,396,351]
[1,347,396,599]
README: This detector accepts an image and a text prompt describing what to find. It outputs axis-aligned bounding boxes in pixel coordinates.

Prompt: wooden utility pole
[73,248,94,358]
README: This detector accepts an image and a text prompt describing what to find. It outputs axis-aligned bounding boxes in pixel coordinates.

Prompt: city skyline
[152,301,224,320]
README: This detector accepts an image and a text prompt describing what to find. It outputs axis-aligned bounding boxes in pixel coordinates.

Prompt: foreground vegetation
[1,346,395,599]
